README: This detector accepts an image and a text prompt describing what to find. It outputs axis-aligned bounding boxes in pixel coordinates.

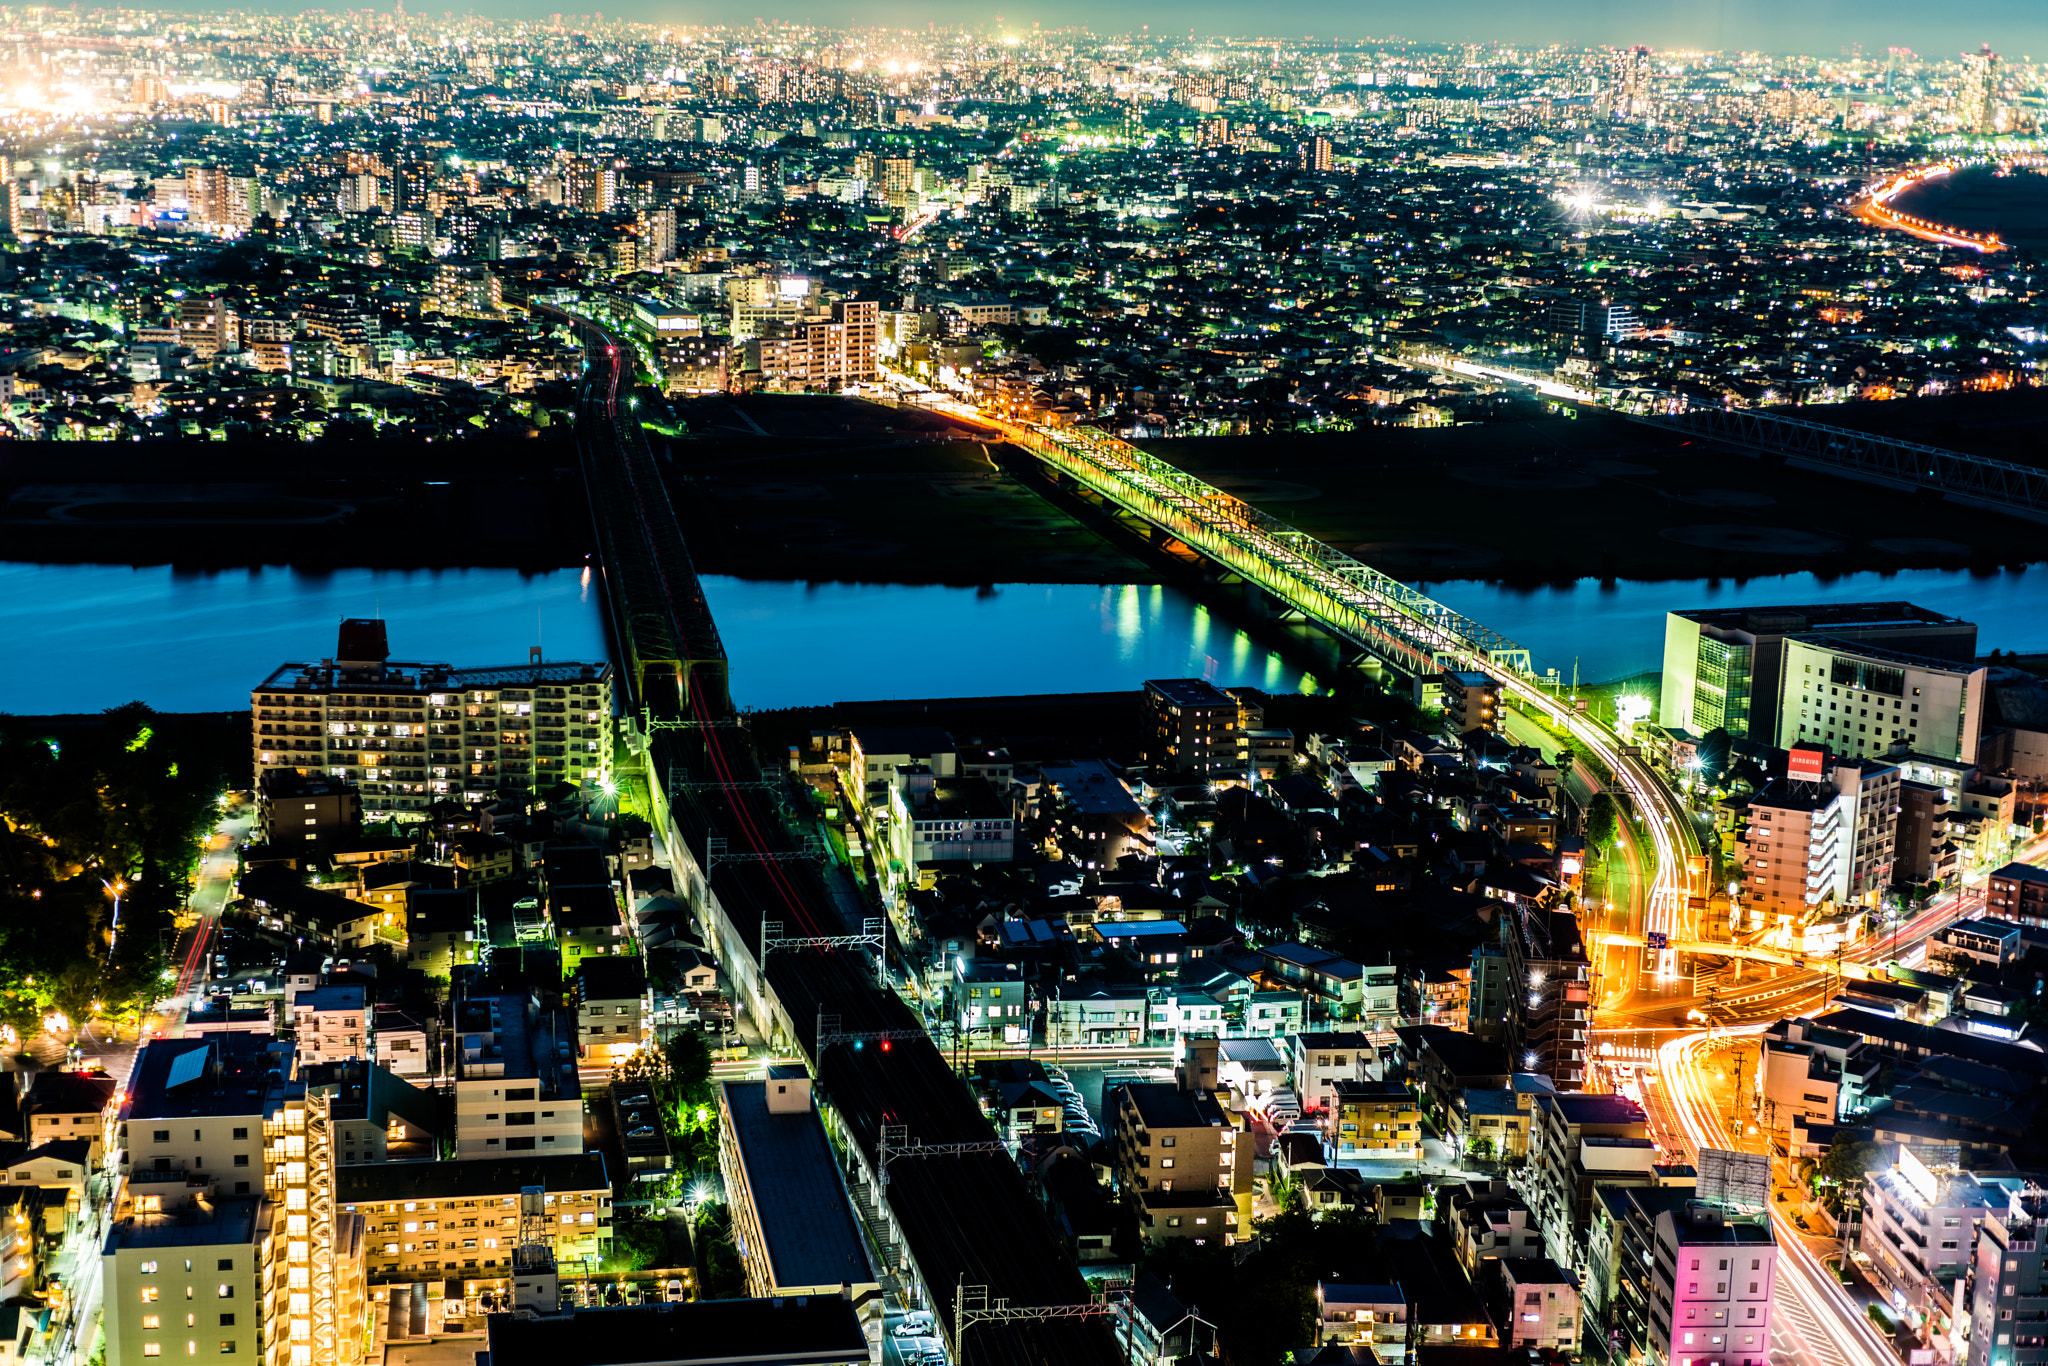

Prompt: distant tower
[1960,43,1999,134]
[1609,45,1652,119]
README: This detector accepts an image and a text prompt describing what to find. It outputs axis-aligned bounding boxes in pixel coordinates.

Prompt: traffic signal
[880,1039,893,1053]
[852,1040,865,1051]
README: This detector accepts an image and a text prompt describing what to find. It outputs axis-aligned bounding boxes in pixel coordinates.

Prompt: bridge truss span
[1629,404,2048,524]
[1005,420,1531,678]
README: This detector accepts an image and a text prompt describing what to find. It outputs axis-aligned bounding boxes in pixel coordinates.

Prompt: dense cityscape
[1,7,2048,1366]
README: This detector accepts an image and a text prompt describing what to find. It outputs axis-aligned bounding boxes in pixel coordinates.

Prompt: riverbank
[670,403,2045,589]
[0,433,592,569]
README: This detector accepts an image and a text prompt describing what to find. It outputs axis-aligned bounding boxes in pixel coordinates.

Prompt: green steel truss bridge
[1628,403,2048,524]
[995,417,1533,680]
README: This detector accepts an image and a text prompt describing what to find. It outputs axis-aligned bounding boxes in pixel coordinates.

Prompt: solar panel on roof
[165,1045,209,1090]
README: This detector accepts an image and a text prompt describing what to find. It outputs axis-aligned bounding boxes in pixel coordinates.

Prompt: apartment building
[101,1198,269,1366]
[715,1074,879,1337]
[1439,1179,1543,1274]
[1333,1081,1420,1160]
[573,956,648,1066]
[1289,1031,1374,1119]
[1967,1190,2048,1366]
[1861,1148,2013,1343]
[745,300,880,389]
[250,619,613,820]
[451,991,584,1160]
[296,983,370,1065]
[1648,1205,1776,1366]
[1829,755,1901,907]
[1142,678,1243,779]
[1526,1091,1653,1272]
[1661,602,1975,742]
[337,1153,612,1283]
[1986,862,2048,926]
[1111,1039,1253,1243]
[114,1035,297,1199]
[1499,1256,1582,1355]
[1737,777,1844,927]
[1501,902,1591,1090]
[1442,670,1501,737]
[255,768,361,853]
[1778,635,1989,766]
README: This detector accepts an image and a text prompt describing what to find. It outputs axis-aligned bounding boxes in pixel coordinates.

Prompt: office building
[1660,603,1975,742]
[451,990,584,1160]
[251,619,614,820]
[1143,678,1243,779]
[1780,635,1989,764]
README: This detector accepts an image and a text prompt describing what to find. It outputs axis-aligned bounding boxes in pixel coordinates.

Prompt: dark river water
[1887,164,2048,251]
[5,562,2046,715]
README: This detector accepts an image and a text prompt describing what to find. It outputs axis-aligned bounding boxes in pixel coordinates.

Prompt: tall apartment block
[1142,678,1243,780]
[251,619,613,821]
[1502,902,1591,1091]
[1736,778,1843,925]
[1660,604,1975,742]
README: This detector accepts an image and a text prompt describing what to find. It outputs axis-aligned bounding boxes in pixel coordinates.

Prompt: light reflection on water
[705,577,1321,709]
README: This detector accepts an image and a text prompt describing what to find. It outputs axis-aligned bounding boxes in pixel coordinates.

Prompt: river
[1885,163,2048,251]
[5,562,2047,716]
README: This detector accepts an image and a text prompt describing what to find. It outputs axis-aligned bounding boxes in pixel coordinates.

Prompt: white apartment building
[452,993,584,1160]
[1778,635,1988,766]
[251,619,613,820]
[296,984,370,1065]
[1861,1148,2014,1342]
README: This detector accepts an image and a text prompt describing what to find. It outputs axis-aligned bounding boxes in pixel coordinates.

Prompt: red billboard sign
[1788,746,1827,783]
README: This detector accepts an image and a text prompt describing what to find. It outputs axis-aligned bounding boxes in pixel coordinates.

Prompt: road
[1653,1028,1897,1366]
[43,805,252,1366]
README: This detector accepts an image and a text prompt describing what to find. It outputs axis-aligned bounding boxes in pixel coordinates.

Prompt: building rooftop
[719,1080,874,1292]
[1040,760,1144,817]
[336,1152,608,1206]
[104,1195,267,1253]
[481,1296,869,1366]
[1675,602,1970,633]
[1791,633,1986,674]
[122,1035,297,1124]
[1145,678,1239,708]
[1118,1081,1225,1131]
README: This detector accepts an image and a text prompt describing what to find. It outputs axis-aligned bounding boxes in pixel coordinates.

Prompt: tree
[1584,793,1620,845]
